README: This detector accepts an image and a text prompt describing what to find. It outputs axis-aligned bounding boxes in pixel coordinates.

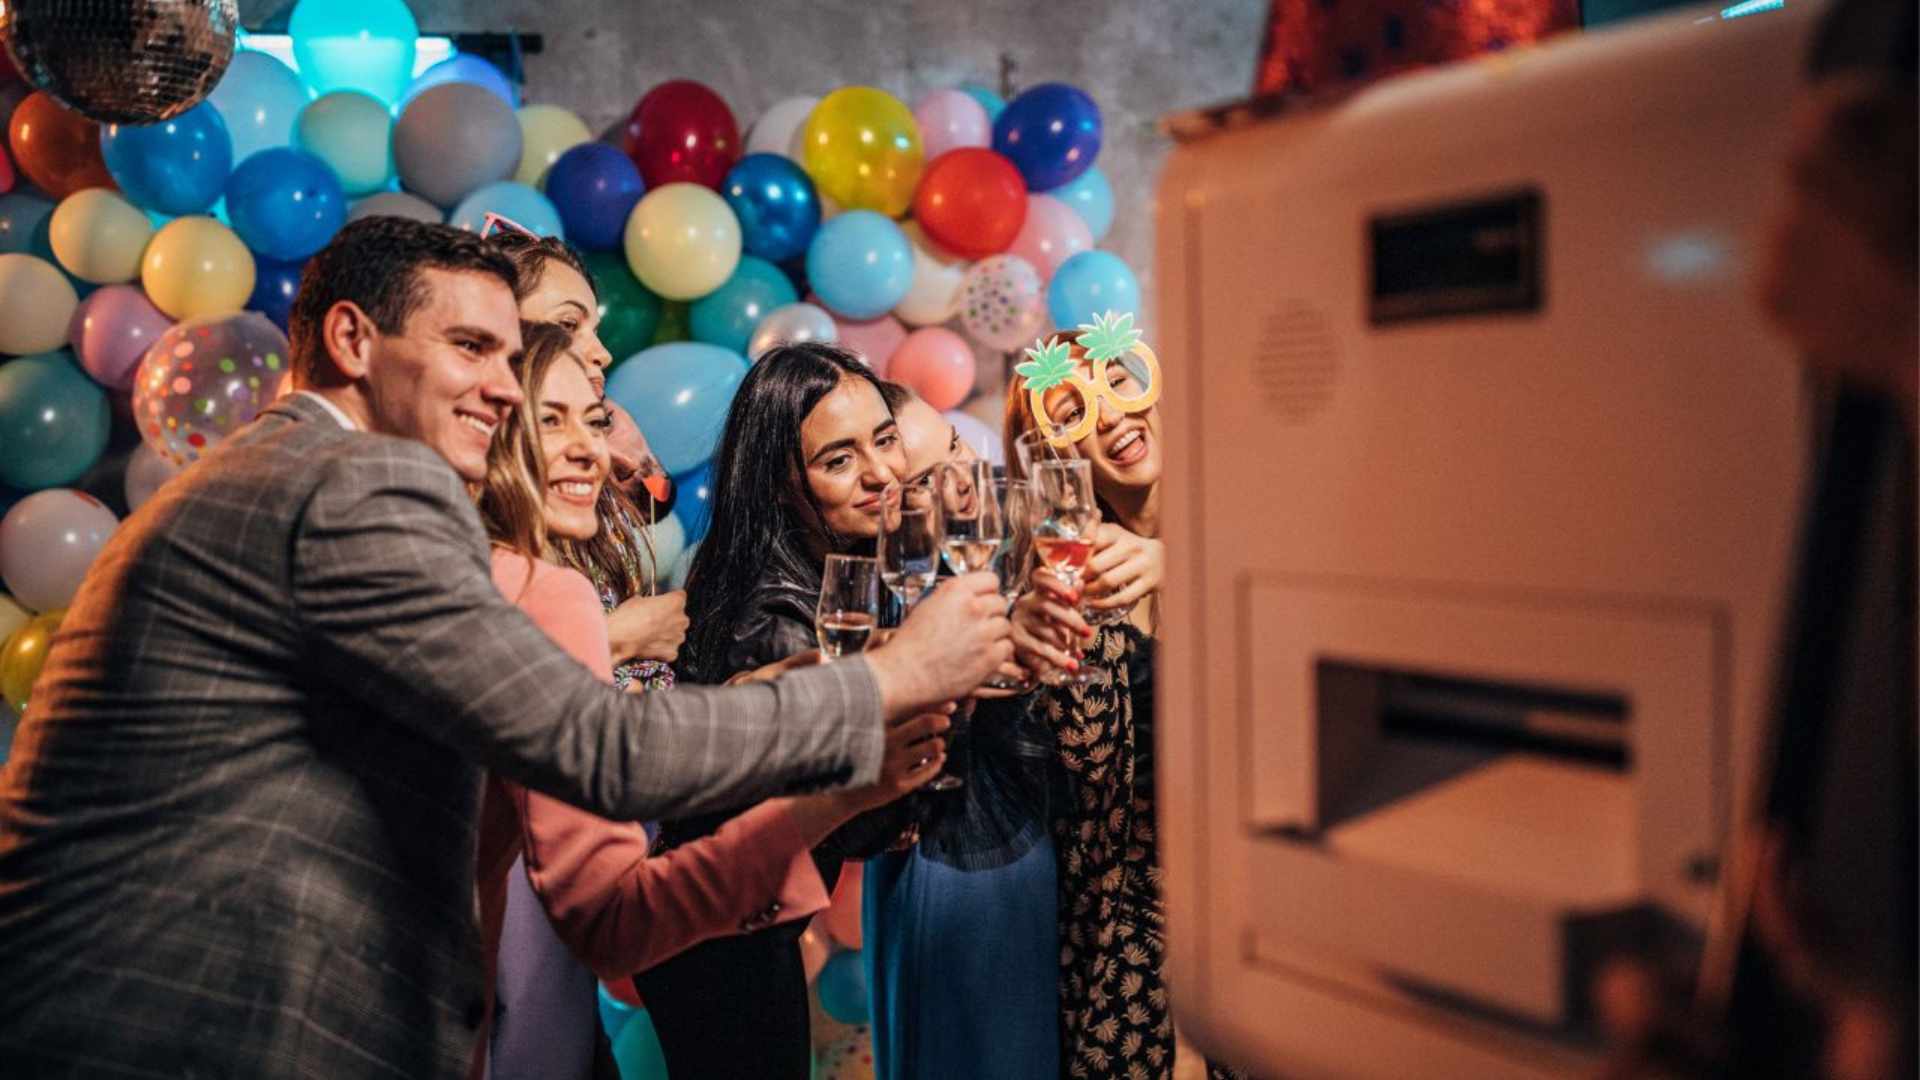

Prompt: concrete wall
[244,0,1267,399]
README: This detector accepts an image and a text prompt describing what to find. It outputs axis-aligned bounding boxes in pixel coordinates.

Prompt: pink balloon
[823,860,863,949]
[69,285,174,391]
[833,313,908,378]
[912,89,990,161]
[890,327,977,411]
[1006,194,1092,284]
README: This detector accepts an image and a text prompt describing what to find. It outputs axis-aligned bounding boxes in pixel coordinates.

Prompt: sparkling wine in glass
[815,555,880,660]
[984,475,1036,693]
[938,460,1005,577]
[1032,459,1106,688]
[879,478,942,610]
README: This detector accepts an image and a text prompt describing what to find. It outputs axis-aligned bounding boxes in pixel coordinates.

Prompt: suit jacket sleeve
[492,552,828,979]
[288,439,886,821]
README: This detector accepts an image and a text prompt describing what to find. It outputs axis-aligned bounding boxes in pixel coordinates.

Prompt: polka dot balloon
[958,253,1047,352]
[132,311,289,466]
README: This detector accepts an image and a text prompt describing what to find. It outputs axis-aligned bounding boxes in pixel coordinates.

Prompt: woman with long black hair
[639,342,949,1077]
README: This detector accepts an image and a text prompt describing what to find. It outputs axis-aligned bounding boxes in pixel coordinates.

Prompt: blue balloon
[247,257,305,332]
[958,82,1006,122]
[448,181,564,239]
[0,192,55,255]
[1047,250,1141,330]
[403,54,518,111]
[544,144,644,253]
[100,104,234,216]
[805,211,912,321]
[1045,165,1113,243]
[596,984,638,1043]
[206,51,311,164]
[289,0,419,106]
[226,147,347,262]
[817,950,870,1025]
[0,351,111,491]
[993,83,1102,191]
[721,153,820,264]
[670,460,714,545]
[689,256,798,356]
[605,343,750,475]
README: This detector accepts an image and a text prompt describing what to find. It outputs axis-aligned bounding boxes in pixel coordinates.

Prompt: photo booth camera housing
[1155,3,1821,1076]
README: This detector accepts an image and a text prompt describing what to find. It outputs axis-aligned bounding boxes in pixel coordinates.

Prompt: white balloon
[667,541,700,591]
[747,96,819,161]
[747,302,839,360]
[894,222,970,327]
[124,442,183,512]
[646,514,687,579]
[0,490,118,613]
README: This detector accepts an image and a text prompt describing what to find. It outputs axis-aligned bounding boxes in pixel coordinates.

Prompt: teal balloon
[805,211,912,321]
[448,181,563,239]
[289,0,419,106]
[596,984,638,1043]
[1045,165,1114,243]
[605,342,749,475]
[0,351,111,490]
[1047,250,1141,330]
[689,256,797,356]
[958,82,1006,122]
[0,192,55,255]
[817,950,870,1025]
[581,249,662,363]
[611,1007,668,1080]
[296,91,394,196]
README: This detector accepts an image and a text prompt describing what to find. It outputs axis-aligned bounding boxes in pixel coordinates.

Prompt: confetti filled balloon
[133,311,289,466]
[1,0,238,123]
[959,254,1046,352]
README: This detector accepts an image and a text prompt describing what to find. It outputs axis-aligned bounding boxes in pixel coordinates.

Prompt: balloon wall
[0,0,1140,847]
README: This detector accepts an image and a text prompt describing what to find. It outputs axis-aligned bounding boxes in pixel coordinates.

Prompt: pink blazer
[474,549,829,987]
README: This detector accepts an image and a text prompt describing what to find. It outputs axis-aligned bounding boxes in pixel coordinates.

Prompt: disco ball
[1,0,239,124]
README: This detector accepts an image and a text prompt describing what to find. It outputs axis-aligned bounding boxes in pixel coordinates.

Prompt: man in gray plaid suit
[0,218,1011,1077]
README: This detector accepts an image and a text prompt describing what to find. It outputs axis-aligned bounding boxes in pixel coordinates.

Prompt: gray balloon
[392,83,523,209]
[747,302,839,361]
[348,191,444,225]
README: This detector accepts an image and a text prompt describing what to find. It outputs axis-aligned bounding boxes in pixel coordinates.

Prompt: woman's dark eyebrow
[807,437,857,464]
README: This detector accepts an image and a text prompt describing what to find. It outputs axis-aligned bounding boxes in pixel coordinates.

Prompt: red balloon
[912,148,1027,260]
[0,144,14,195]
[8,91,114,198]
[622,80,741,190]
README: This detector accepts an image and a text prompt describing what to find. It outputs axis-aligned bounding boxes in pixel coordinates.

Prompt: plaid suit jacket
[0,395,883,1078]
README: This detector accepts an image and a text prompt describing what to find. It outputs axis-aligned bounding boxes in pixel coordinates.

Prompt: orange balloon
[8,92,114,199]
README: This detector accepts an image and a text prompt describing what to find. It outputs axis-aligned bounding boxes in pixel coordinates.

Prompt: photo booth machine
[1155,3,1821,1076]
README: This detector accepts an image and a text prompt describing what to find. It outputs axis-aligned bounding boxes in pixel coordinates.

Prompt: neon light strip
[236,32,457,78]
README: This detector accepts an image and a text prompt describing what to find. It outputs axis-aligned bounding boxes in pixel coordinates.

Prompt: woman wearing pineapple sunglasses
[1005,319,1245,1080]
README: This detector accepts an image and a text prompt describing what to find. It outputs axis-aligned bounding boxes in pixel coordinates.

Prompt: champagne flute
[815,555,880,660]
[878,477,941,611]
[1018,425,1131,629]
[984,475,1036,693]
[1031,459,1107,687]
[937,460,1004,577]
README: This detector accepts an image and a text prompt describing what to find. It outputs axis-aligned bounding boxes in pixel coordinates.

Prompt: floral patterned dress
[1038,623,1241,1080]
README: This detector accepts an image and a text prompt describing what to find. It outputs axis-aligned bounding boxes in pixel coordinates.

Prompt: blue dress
[862,694,1061,1080]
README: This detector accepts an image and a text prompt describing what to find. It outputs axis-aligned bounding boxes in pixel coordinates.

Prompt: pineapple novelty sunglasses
[1015,312,1163,448]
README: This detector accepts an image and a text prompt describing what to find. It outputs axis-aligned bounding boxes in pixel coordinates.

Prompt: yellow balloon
[49,188,155,284]
[1,609,63,714]
[800,87,924,219]
[515,104,592,188]
[0,594,30,645]
[623,182,741,301]
[140,216,256,321]
[0,253,79,354]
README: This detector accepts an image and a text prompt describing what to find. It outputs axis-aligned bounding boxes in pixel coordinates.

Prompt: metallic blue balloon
[247,257,304,332]
[225,147,347,262]
[0,351,111,491]
[992,83,1102,192]
[689,256,797,356]
[100,103,235,216]
[605,342,749,475]
[721,153,821,264]
[670,460,714,545]
[544,143,644,252]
